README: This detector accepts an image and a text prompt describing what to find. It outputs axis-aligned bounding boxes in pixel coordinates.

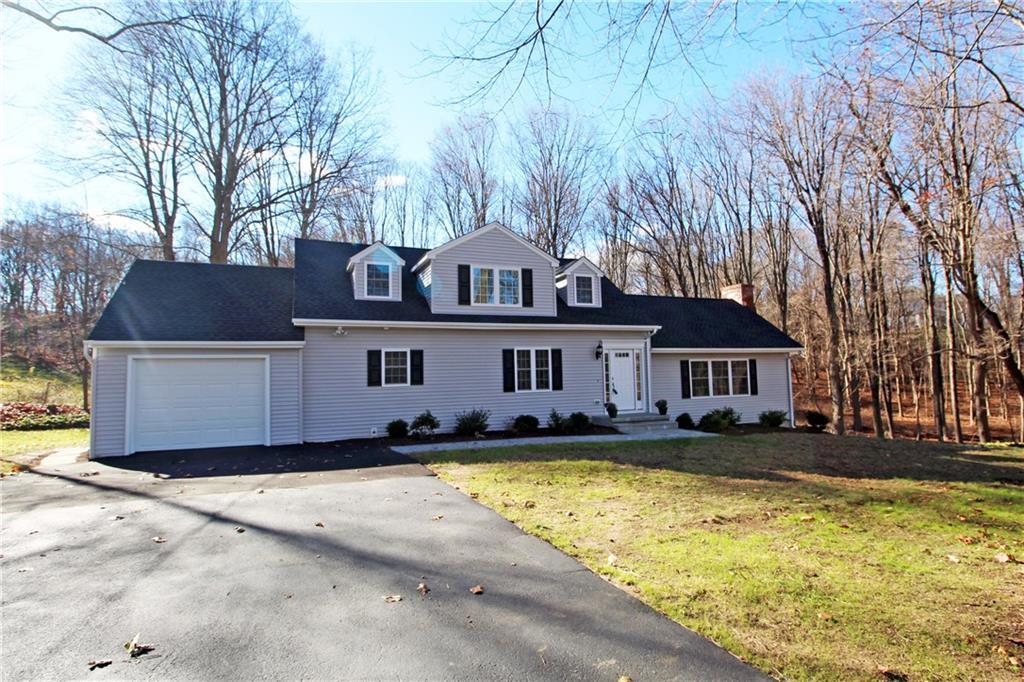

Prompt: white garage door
[130,357,268,453]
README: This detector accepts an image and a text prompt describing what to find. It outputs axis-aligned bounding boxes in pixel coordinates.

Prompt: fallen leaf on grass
[123,634,155,657]
[995,552,1018,564]
[607,554,619,566]
[946,554,960,563]
[799,515,815,523]
[151,536,166,544]
[818,611,832,621]
[417,582,430,596]
[877,666,909,681]
[956,535,977,545]
[87,659,112,670]
[523,500,536,509]
[383,595,402,603]
[469,585,484,595]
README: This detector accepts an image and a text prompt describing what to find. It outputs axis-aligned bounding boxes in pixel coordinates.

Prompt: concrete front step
[614,421,681,434]
[594,413,680,434]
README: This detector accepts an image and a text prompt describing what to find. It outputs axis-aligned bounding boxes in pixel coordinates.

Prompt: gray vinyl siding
[302,327,645,441]
[351,259,402,302]
[560,263,603,308]
[89,347,302,457]
[650,352,793,424]
[427,228,557,316]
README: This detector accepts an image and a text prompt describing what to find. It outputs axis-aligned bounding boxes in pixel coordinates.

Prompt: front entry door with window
[606,349,641,412]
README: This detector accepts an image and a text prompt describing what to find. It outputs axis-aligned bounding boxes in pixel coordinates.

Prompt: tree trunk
[945,269,964,443]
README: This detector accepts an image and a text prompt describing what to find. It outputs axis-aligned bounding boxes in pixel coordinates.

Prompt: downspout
[786,353,796,428]
[84,343,96,458]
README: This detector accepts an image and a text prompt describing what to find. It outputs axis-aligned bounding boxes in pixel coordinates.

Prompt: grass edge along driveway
[419,432,1024,680]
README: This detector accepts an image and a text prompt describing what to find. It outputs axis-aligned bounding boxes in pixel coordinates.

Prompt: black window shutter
[458,264,471,305]
[410,350,424,385]
[522,268,533,307]
[749,359,758,395]
[502,349,516,392]
[551,349,563,391]
[367,350,381,386]
[680,360,691,399]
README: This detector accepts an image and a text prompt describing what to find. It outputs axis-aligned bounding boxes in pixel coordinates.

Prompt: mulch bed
[385,424,618,447]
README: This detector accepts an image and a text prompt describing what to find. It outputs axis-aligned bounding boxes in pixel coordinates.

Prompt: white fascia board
[651,347,804,354]
[346,242,406,272]
[557,257,607,279]
[293,318,661,333]
[85,340,305,350]
[411,222,559,272]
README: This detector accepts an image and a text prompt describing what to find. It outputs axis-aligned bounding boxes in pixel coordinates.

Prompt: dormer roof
[556,256,606,279]
[411,222,559,272]
[346,241,406,272]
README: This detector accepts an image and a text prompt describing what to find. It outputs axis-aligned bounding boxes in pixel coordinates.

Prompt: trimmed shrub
[454,409,490,436]
[759,410,788,428]
[604,402,618,418]
[567,411,591,433]
[512,414,540,433]
[386,419,409,439]
[805,410,831,433]
[675,412,696,430]
[655,399,669,416]
[410,410,440,437]
[547,409,566,434]
[698,407,742,433]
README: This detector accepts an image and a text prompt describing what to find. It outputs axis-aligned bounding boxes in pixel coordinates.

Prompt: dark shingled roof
[89,241,799,348]
[88,260,303,342]
[293,238,800,349]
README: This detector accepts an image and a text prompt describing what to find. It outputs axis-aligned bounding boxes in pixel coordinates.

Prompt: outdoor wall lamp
[594,341,603,360]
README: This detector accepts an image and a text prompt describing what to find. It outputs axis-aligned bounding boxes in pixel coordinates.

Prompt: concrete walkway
[392,429,714,454]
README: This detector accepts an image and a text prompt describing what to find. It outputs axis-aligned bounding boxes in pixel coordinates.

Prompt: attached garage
[127,356,270,453]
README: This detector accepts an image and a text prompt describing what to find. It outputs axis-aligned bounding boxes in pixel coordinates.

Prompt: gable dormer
[411,222,560,316]
[346,242,405,302]
[557,258,604,308]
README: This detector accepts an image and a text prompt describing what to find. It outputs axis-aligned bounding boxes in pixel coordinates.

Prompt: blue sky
[0,1,818,225]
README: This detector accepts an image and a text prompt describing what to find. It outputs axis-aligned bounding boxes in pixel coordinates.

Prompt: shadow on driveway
[95,440,416,479]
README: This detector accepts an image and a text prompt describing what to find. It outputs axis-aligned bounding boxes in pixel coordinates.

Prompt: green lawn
[1,428,89,465]
[1,356,83,406]
[420,432,1024,680]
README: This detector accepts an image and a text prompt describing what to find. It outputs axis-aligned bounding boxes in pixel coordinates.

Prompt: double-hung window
[515,348,551,391]
[365,263,391,298]
[575,275,594,304]
[688,359,751,398]
[472,266,520,305]
[383,350,409,386]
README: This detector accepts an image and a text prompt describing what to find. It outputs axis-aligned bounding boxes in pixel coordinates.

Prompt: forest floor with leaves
[419,432,1024,680]
[1,356,83,406]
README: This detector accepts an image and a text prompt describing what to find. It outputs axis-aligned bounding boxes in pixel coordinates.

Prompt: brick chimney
[721,283,755,311]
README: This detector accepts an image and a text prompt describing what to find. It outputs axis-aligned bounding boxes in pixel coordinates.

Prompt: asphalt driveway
[1,443,764,681]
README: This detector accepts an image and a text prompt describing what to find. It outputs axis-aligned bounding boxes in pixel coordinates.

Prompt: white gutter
[650,347,803,354]
[292,318,661,333]
[84,340,306,351]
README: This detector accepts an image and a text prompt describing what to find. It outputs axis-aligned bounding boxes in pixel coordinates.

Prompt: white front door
[607,350,640,412]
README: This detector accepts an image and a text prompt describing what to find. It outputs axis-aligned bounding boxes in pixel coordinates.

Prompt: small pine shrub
[455,409,490,436]
[386,419,409,439]
[410,410,440,437]
[547,408,566,434]
[675,412,696,430]
[698,407,742,433]
[655,399,669,415]
[567,411,591,433]
[758,410,788,428]
[512,414,540,433]
[604,402,618,418]
[805,410,830,433]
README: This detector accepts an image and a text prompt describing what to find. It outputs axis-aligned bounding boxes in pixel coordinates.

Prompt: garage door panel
[131,357,267,453]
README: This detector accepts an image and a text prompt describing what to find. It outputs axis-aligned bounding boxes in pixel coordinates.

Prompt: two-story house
[85,222,801,457]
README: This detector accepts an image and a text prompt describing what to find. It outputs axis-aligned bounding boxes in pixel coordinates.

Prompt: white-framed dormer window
[514,348,551,391]
[382,349,410,386]
[575,275,595,305]
[472,266,520,306]
[689,359,751,398]
[365,262,391,298]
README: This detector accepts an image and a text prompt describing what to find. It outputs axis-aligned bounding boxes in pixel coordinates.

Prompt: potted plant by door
[655,399,668,416]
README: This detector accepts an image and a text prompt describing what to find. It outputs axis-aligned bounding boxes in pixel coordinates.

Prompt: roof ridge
[134,259,293,272]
